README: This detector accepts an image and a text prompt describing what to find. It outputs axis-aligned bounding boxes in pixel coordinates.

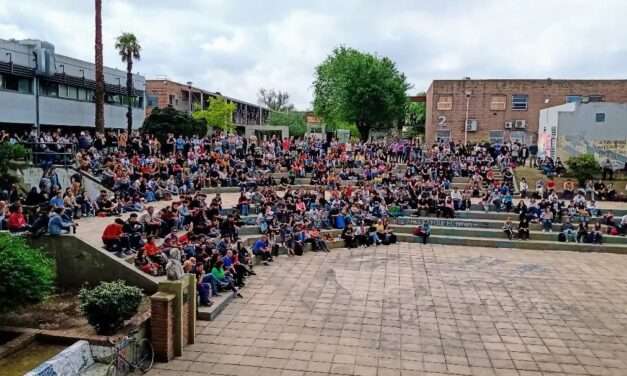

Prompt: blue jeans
[201,274,219,297]
[543,219,553,231]
[240,204,250,216]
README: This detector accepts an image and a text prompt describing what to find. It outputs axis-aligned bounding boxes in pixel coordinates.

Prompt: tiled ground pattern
[148,244,627,376]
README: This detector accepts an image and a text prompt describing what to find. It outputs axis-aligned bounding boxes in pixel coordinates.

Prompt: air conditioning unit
[465,119,478,132]
[504,121,513,129]
[514,120,527,129]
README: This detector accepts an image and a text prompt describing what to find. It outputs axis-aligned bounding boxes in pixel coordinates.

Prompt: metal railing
[20,141,77,169]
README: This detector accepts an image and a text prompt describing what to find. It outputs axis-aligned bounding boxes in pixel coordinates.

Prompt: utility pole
[464,90,472,146]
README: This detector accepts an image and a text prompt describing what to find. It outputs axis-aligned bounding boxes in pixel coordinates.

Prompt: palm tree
[94,0,105,133]
[115,33,141,134]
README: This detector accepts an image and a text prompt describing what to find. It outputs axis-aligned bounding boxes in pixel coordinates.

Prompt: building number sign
[438,115,448,128]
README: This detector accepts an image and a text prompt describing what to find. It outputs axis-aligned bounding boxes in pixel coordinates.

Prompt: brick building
[145,79,270,130]
[425,79,627,145]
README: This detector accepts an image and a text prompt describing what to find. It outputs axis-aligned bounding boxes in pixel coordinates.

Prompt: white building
[0,38,145,130]
[538,101,627,164]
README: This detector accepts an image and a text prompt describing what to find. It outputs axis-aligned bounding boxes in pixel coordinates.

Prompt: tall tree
[94,0,105,133]
[313,46,411,140]
[192,97,237,133]
[267,111,307,137]
[115,33,141,135]
[257,88,294,111]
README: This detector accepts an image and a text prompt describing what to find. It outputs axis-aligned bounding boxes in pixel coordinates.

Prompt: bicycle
[105,329,155,376]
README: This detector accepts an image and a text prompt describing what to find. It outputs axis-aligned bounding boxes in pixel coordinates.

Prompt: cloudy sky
[1,0,625,108]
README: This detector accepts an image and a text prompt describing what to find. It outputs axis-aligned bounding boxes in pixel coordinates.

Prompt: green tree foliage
[404,101,425,129]
[79,280,143,334]
[114,32,141,134]
[0,233,54,311]
[257,88,294,111]
[313,46,411,140]
[267,111,307,138]
[325,119,361,139]
[193,97,237,133]
[140,107,206,142]
[566,154,601,185]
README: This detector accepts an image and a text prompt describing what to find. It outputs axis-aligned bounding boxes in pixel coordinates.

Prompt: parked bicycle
[105,329,154,376]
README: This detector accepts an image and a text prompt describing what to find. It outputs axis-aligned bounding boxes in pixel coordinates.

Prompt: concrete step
[390,216,561,231]
[391,225,627,245]
[396,233,627,254]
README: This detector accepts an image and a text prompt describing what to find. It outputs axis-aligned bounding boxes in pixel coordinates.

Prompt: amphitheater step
[396,233,627,254]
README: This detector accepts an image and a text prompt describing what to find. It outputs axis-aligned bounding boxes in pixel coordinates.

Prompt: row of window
[0,73,144,108]
[436,94,605,112]
[435,129,529,144]
[0,74,33,93]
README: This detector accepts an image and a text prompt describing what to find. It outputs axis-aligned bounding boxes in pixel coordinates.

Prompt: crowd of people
[5,128,627,305]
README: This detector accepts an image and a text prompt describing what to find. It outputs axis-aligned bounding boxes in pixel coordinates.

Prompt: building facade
[538,102,627,165]
[0,38,145,130]
[145,79,270,133]
[425,79,627,145]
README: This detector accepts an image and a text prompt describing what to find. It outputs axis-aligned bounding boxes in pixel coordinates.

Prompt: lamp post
[58,63,65,75]
[79,69,85,81]
[116,77,121,88]
[464,90,472,146]
[187,81,193,113]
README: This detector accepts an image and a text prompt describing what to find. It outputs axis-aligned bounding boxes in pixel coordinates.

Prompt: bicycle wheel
[135,338,155,373]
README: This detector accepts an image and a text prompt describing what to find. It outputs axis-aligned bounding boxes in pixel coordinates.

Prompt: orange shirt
[143,242,160,257]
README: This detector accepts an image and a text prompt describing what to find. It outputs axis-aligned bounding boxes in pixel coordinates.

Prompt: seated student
[7,205,30,233]
[211,259,243,298]
[195,264,214,307]
[577,222,590,243]
[503,217,514,240]
[541,208,554,232]
[143,236,166,265]
[308,227,330,252]
[102,218,125,252]
[135,249,161,276]
[562,179,575,200]
[342,222,357,248]
[140,206,162,236]
[560,219,577,242]
[252,235,273,264]
[96,190,118,216]
[222,249,245,287]
[591,222,603,244]
[354,221,368,247]
[413,223,431,244]
[517,218,530,240]
[48,207,75,236]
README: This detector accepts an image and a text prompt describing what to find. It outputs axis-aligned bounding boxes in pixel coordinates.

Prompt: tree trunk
[126,57,133,135]
[357,121,369,142]
[94,0,105,133]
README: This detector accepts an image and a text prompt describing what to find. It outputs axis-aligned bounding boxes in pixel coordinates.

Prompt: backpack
[558,233,566,242]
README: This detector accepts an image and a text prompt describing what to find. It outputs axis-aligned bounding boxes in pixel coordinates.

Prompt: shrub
[79,280,143,334]
[566,154,601,185]
[141,107,206,143]
[0,233,55,311]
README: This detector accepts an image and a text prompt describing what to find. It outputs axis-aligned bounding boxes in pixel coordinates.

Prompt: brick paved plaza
[149,244,627,376]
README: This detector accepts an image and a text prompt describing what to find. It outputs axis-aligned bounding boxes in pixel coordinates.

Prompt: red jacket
[102,223,123,241]
[7,212,27,231]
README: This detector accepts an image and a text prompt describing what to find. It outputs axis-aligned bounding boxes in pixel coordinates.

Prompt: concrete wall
[244,124,289,139]
[28,235,158,294]
[0,91,144,129]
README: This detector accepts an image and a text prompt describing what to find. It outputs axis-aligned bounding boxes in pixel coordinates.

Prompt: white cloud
[1,0,626,108]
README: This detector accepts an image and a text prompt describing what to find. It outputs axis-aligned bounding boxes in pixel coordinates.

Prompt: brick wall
[425,79,627,144]
[150,293,174,362]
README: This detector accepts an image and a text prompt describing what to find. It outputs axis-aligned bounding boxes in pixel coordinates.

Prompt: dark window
[1,74,32,94]
[596,113,606,122]
[565,95,581,103]
[512,94,528,110]
[589,95,604,102]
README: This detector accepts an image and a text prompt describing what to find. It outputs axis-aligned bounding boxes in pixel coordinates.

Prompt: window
[1,75,32,94]
[436,130,451,142]
[489,130,504,144]
[168,95,175,105]
[490,95,507,111]
[40,81,58,97]
[589,95,604,102]
[436,95,453,111]
[566,95,581,103]
[511,95,528,110]
[77,88,87,101]
[58,84,69,98]
[147,95,158,107]
[596,113,606,122]
[67,85,78,100]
